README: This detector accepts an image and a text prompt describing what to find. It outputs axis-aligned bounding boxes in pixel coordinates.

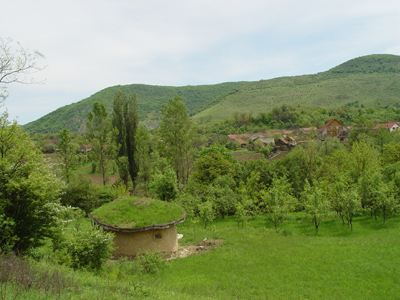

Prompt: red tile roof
[373,122,400,130]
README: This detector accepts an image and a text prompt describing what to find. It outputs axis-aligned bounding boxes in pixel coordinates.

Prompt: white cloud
[2,0,400,124]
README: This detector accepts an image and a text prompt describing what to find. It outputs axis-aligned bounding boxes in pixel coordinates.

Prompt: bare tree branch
[0,37,45,102]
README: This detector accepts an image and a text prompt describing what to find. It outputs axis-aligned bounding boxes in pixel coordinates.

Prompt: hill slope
[192,54,400,123]
[23,82,246,133]
[24,54,400,133]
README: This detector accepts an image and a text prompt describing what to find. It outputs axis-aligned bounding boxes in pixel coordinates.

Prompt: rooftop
[89,197,185,232]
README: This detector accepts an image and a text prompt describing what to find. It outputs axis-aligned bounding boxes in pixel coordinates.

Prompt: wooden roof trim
[88,212,186,233]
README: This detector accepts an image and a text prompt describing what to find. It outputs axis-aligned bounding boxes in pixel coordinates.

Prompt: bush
[60,175,99,214]
[134,250,167,274]
[55,227,114,271]
[148,166,178,201]
[42,143,56,153]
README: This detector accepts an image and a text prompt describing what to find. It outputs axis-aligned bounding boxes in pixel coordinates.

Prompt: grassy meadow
[7,212,399,299]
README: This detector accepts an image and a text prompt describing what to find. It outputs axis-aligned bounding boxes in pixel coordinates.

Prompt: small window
[154,232,162,240]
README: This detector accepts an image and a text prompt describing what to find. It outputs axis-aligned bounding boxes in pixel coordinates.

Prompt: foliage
[86,102,118,186]
[134,250,167,274]
[112,90,139,187]
[203,175,237,219]
[264,176,297,230]
[341,188,362,231]
[192,54,400,125]
[24,81,244,133]
[55,226,114,271]
[60,175,102,214]
[157,95,197,185]
[0,255,78,299]
[149,165,179,202]
[198,200,215,229]
[0,112,62,253]
[192,149,236,186]
[135,125,152,190]
[58,128,79,183]
[90,197,185,229]
[174,192,201,220]
[302,180,331,234]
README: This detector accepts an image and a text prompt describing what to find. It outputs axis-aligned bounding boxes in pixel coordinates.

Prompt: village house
[317,119,348,140]
[373,122,400,132]
[80,144,92,153]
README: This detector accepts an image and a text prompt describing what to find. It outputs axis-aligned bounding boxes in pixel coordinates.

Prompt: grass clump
[90,197,185,229]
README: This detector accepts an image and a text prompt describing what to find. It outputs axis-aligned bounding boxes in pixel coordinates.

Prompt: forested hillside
[193,54,400,123]
[23,82,246,133]
[23,54,400,134]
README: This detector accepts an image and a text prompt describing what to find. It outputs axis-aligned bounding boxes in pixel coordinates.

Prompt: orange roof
[373,122,400,130]
[318,119,344,133]
[236,138,246,145]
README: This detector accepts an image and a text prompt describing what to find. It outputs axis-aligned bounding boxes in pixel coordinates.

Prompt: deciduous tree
[57,128,79,183]
[0,37,44,102]
[0,112,61,253]
[87,102,117,186]
[158,95,196,185]
[302,180,331,234]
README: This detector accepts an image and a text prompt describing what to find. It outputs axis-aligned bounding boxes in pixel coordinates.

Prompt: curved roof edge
[88,212,186,233]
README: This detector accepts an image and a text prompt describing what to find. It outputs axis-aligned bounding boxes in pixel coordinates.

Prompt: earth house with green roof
[89,197,186,256]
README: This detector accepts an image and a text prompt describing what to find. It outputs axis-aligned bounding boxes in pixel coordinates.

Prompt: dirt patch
[168,238,223,260]
[269,151,289,161]
[234,153,263,161]
[83,174,118,186]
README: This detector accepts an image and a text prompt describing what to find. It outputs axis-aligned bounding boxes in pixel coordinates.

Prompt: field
[9,212,399,299]
[146,213,400,299]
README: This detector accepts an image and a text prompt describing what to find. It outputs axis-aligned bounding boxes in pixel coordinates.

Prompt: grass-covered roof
[89,197,185,231]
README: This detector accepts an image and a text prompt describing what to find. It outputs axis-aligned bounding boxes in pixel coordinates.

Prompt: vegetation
[3,53,400,299]
[90,197,185,229]
[112,90,139,187]
[23,54,400,134]
[23,82,246,133]
[0,37,44,102]
[0,112,62,253]
[2,214,400,299]
[193,54,400,124]
[57,128,79,183]
[157,95,198,185]
[86,102,117,186]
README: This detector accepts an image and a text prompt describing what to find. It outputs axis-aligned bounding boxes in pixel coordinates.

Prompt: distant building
[80,144,92,153]
[373,122,400,132]
[318,119,348,139]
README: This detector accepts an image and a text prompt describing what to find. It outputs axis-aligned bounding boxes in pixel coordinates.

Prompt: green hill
[24,54,400,133]
[192,54,400,124]
[23,82,246,133]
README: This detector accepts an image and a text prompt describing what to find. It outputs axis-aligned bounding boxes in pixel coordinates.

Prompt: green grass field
[10,212,399,299]
[147,213,400,299]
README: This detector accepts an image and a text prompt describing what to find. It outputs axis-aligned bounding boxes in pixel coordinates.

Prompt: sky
[2,0,400,125]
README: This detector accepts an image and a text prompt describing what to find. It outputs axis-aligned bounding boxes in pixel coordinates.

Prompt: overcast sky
[2,0,400,125]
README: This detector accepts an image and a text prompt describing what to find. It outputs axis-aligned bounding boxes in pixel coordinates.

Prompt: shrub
[148,166,178,201]
[134,250,167,274]
[55,227,114,271]
[60,175,99,214]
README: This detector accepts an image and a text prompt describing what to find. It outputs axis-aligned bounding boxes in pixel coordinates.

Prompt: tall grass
[3,212,400,299]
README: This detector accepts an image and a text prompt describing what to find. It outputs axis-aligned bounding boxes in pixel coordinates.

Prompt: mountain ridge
[24,54,400,133]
